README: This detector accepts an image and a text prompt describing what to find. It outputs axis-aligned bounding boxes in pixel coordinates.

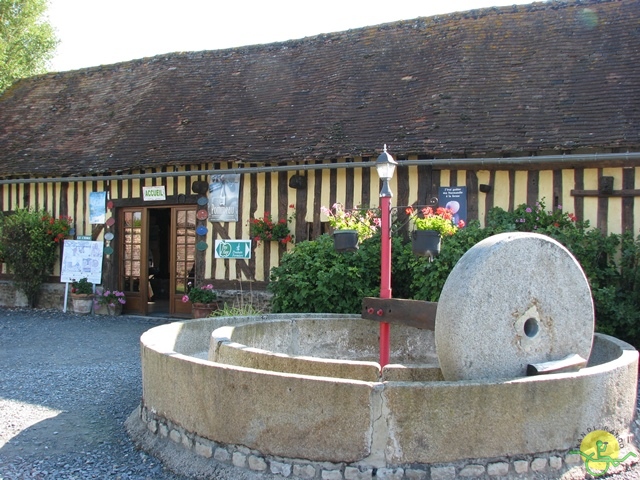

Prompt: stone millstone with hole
[435,232,594,381]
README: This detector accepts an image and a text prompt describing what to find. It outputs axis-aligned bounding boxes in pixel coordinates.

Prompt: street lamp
[375,145,397,367]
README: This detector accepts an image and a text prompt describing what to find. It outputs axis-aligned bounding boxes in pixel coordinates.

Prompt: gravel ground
[1,307,639,480]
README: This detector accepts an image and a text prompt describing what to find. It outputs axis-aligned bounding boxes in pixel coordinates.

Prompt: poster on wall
[439,186,467,226]
[208,174,240,222]
[60,240,104,285]
[89,192,107,224]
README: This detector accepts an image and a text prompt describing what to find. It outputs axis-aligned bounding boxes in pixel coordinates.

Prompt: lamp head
[375,144,397,181]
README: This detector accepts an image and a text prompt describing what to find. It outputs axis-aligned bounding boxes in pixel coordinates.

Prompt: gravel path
[1,307,639,480]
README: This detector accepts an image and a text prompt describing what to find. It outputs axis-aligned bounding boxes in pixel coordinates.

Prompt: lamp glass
[376,152,397,180]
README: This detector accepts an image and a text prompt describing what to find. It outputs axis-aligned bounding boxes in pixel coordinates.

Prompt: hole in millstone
[524,317,539,338]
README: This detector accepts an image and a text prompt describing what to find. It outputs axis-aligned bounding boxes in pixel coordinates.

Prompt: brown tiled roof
[0,0,638,177]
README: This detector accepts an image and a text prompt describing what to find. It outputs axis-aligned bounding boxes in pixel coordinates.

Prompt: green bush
[268,234,411,313]
[0,209,71,307]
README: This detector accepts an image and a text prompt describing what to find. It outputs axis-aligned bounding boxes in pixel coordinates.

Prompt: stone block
[195,441,212,458]
[232,451,246,468]
[459,464,485,477]
[213,447,230,462]
[147,419,158,434]
[293,464,317,479]
[248,455,267,471]
[430,466,456,480]
[404,469,427,479]
[487,462,509,476]
[158,423,168,437]
[344,466,372,479]
[549,456,562,469]
[565,453,582,465]
[169,429,181,444]
[531,457,547,472]
[270,460,292,477]
[376,468,404,479]
[513,460,529,474]
[181,432,193,449]
[322,470,343,480]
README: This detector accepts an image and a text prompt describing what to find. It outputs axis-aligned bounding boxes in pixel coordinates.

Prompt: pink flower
[182,295,189,303]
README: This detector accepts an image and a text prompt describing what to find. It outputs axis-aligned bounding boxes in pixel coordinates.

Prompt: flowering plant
[71,278,93,295]
[321,203,381,242]
[512,198,578,231]
[182,283,218,304]
[406,206,464,236]
[249,205,295,245]
[41,213,73,243]
[94,289,126,307]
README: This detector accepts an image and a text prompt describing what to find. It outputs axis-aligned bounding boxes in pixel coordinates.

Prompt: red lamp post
[375,145,397,367]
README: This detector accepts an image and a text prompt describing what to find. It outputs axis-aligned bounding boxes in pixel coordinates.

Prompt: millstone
[435,232,594,381]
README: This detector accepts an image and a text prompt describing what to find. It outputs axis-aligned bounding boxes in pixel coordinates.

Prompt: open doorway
[120,206,196,317]
[147,208,171,316]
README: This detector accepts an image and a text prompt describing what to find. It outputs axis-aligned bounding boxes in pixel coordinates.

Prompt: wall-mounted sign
[439,186,467,226]
[143,186,166,201]
[208,174,240,222]
[89,192,107,224]
[76,235,92,241]
[215,240,251,259]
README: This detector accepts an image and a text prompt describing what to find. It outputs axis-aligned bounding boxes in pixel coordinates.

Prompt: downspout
[0,152,639,185]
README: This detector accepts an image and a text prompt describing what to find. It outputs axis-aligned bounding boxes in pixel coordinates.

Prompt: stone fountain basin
[139,314,638,466]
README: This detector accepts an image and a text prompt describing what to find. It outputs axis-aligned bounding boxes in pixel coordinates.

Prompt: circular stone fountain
[128,234,639,479]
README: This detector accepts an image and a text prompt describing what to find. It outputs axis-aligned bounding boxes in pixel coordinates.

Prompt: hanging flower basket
[333,230,359,252]
[412,230,442,258]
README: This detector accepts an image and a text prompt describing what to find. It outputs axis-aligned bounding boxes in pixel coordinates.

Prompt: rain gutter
[1,152,639,185]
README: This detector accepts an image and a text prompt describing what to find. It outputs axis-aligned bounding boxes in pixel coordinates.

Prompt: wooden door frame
[119,207,149,315]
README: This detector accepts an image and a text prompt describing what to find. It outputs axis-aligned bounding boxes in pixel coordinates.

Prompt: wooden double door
[119,206,196,316]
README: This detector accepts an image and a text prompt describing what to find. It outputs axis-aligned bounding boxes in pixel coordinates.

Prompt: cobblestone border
[138,405,639,479]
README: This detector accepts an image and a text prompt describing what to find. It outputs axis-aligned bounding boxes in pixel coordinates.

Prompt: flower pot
[412,230,441,258]
[333,230,359,252]
[71,294,94,315]
[192,302,219,318]
[106,303,123,316]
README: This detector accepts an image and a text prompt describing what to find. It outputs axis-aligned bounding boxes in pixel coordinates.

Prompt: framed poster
[208,174,240,222]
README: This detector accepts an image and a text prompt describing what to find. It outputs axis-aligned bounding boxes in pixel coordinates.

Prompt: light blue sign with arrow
[215,240,251,259]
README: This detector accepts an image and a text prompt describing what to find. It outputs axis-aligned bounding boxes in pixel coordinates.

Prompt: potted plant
[70,277,94,314]
[94,288,126,315]
[321,203,381,252]
[249,205,295,246]
[406,206,465,258]
[182,283,219,318]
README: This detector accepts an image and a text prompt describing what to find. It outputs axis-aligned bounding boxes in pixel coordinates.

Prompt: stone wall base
[127,405,639,480]
[0,280,273,314]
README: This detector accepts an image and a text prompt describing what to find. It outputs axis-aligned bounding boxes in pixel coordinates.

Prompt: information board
[60,240,104,284]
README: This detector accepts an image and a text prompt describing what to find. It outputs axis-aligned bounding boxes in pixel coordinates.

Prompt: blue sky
[47,0,538,72]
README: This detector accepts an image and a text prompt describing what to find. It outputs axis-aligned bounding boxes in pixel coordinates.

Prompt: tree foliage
[0,208,71,307]
[0,0,58,93]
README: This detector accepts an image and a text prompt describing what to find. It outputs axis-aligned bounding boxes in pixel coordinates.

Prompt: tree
[0,0,58,93]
